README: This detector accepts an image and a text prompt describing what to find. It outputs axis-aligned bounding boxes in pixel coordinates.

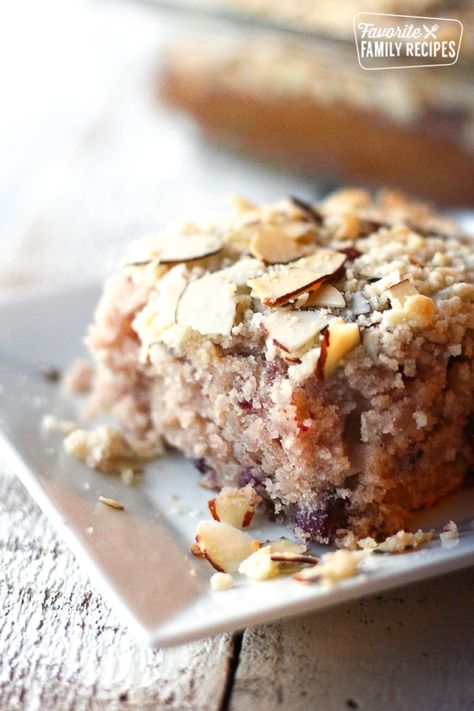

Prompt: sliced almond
[153,264,188,329]
[303,284,345,309]
[177,273,237,336]
[98,496,124,510]
[267,538,307,556]
[387,279,418,308]
[290,196,323,224]
[157,232,223,263]
[248,250,346,307]
[316,319,361,379]
[270,553,318,565]
[239,538,308,580]
[250,226,310,264]
[262,310,329,354]
[238,546,279,580]
[195,520,260,573]
[283,222,316,239]
[208,485,260,529]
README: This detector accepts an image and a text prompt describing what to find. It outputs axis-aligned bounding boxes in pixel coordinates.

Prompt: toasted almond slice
[191,542,205,557]
[238,545,278,580]
[248,250,346,307]
[195,521,260,573]
[267,538,307,556]
[151,264,188,329]
[98,496,124,510]
[316,319,361,379]
[290,196,323,224]
[239,538,308,580]
[208,485,260,529]
[262,310,329,353]
[387,279,418,308]
[270,553,318,565]
[283,222,316,239]
[288,347,321,383]
[250,226,310,264]
[303,284,345,309]
[177,273,238,336]
[157,232,223,263]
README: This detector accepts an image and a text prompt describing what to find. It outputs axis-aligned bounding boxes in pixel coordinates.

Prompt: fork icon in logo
[423,23,439,38]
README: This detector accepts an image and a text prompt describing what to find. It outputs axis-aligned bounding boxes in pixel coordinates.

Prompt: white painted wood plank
[230,569,474,711]
[0,470,232,710]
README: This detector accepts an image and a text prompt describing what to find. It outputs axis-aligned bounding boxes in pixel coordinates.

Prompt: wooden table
[1,3,473,708]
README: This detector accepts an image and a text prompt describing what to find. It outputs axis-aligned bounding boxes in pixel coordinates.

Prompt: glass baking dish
[137,0,474,205]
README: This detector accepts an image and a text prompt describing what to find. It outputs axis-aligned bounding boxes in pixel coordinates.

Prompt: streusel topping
[130,189,473,383]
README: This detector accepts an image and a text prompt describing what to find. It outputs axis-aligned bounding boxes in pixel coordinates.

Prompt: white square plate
[1,284,473,648]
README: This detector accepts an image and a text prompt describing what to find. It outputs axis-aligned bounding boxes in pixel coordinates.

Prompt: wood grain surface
[0,471,234,711]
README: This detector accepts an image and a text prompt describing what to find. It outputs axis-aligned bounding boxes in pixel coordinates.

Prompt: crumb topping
[129,189,472,385]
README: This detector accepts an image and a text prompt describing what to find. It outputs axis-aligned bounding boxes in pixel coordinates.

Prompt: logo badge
[353,13,463,70]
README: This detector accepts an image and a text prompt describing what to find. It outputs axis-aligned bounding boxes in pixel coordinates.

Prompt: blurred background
[0,0,473,295]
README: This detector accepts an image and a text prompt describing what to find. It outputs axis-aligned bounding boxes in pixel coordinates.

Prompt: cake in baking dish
[86,188,474,547]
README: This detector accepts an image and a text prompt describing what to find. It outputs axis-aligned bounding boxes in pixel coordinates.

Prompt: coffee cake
[86,189,474,546]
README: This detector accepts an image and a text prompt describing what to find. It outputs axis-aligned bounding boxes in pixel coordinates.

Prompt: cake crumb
[64,425,143,475]
[210,572,235,591]
[42,414,77,435]
[357,536,378,550]
[377,529,434,553]
[440,520,459,548]
[294,549,363,584]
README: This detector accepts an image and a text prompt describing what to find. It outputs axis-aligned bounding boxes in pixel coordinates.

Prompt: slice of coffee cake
[86,189,474,546]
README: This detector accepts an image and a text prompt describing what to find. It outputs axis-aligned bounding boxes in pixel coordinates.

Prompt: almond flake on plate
[195,520,260,573]
[248,250,346,307]
[98,496,124,510]
[262,310,330,354]
[208,485,260,528]
[239,538,308,581]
